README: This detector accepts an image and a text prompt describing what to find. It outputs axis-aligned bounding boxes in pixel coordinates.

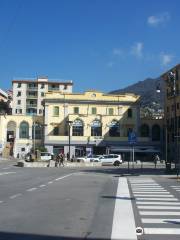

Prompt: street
[0,160,180,240]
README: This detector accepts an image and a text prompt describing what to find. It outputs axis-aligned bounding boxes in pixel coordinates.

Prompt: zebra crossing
[170,185,180,192]
[129,178,180,236]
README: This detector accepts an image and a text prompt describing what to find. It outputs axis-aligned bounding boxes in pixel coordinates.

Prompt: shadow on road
[102,195,135,201]
[0,231,110,240]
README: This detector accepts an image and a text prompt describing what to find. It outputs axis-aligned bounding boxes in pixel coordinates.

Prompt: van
[40,152,53,161]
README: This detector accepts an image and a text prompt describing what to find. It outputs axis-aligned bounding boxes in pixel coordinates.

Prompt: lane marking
[144,228,180,235]
[136,201,180,205]
[138,206,180,210]
[142,218,180,223]
[0,201,4,204]
[9,193,22,199]
[0,172,16,176]
[140,211,180,215]
[54,173,74,181]
[136,197,178,201]
[39,184,46,188]
[48,181,53,184]
[27,187,37,192]
[111,178,137,240]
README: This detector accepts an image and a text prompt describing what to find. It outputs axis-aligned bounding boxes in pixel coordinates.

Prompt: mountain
[109,78,164,110]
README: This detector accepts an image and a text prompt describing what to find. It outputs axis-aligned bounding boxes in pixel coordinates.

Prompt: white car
[76,155,102,163]
[40,152,53,161]
[99,154,122,166]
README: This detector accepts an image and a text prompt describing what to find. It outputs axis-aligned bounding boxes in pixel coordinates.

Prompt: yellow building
[161,64,180,164]
[44,90,142,157]
[0,115,43,158]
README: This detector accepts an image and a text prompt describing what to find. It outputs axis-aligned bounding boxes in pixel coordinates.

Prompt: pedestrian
[154,154,159,168]
[55,154,60,167]
[59,152,65,167]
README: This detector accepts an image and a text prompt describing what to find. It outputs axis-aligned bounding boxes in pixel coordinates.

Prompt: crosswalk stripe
[133,191,169,194]
[142,218,180,223]
[134,194,174,197]
[136,201,180,205]
[138,206,180,210]
[136,197,178,201]
[140,211,180,215]
[144,228,180,235]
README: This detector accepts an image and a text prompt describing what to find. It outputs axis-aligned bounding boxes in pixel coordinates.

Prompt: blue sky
[0,0,179,92]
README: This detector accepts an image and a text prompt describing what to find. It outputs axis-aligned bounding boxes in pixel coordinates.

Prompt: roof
[160,63,180,78]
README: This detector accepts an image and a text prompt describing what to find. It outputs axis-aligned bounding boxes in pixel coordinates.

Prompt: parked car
[99,154,122,166]
[40,152,53,161]
[76,155,102,163]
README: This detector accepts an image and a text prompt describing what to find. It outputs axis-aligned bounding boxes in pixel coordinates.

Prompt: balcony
[26,104,37,108]
[26,94,38,99]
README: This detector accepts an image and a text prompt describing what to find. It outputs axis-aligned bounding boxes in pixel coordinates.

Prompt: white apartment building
[12,76,73,116]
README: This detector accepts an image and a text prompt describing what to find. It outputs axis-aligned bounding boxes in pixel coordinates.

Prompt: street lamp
[67,120,73,161]
[167,71,178,169]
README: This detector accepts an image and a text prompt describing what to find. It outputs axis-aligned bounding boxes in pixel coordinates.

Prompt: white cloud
[160,52,174,66]
[131,42,143,58]
[112,48,123,56]
[147,12,170,27]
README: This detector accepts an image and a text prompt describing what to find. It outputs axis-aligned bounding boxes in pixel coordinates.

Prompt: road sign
[128,131,137,144]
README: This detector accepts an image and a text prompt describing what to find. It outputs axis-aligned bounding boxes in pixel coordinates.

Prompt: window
[53,106,59,116]
[127,108,132,118]
[17,83,21,88]
[16,109,22,114]
[19,122,29,139]
[74,107,79,114]
[140,124,150,137]
[108,108,114,115]
[41,92,45,97]
[17,100,21,105]
[109,120,119,137]
[39,109,42,114]
[152,125,161,141]
[41,84,44,89]
[92,107,97,115]
[53,127,59,136]
[177,103,180,110]
[17,91,21,97]
[72,119,84,136]
[64,85,67,90]
[91,120,102,136]
[32,124,42,139]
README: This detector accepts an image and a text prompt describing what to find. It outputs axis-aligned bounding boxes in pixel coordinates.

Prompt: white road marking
[136,197,178,201]
[0,201,3,203]
[54,173,74,181]
[39,184,46,188]
[140,211,180,215]
[111,178,137,240]
[142,218,180,223]
[48,181,53,184]
[133,191,169,194]
[131,183,159,186]
[9,193,22,199]
[0,172,16,176]
[133,194,174,197]
[136,201,180,205]
[144,228,180,235]
[26,187,37,192]
[2,167,11,170]
[138,206,180,210]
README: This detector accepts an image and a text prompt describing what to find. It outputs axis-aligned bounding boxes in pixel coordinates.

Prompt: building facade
[44,90,142,158]
[161,64,180,164]
[12,76,73,116]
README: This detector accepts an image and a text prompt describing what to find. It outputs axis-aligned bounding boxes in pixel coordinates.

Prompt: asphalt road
[0,160,180,240]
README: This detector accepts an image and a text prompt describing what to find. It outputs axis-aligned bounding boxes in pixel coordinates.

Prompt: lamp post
[67,120,73,161]
[168,71,178,169]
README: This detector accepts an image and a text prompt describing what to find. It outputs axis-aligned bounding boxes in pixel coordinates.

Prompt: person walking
[59,152,65,167]
[154,154,159,169]
[55,154,60,167]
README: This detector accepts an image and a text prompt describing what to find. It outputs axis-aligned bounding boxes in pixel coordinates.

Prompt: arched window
[152,124,161,141]
[72,119,84,136]
[91,119,102,136]
[32,124,42,139]
[140,124,150,137]
[19,122,29,139]
[109,120,120,137]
